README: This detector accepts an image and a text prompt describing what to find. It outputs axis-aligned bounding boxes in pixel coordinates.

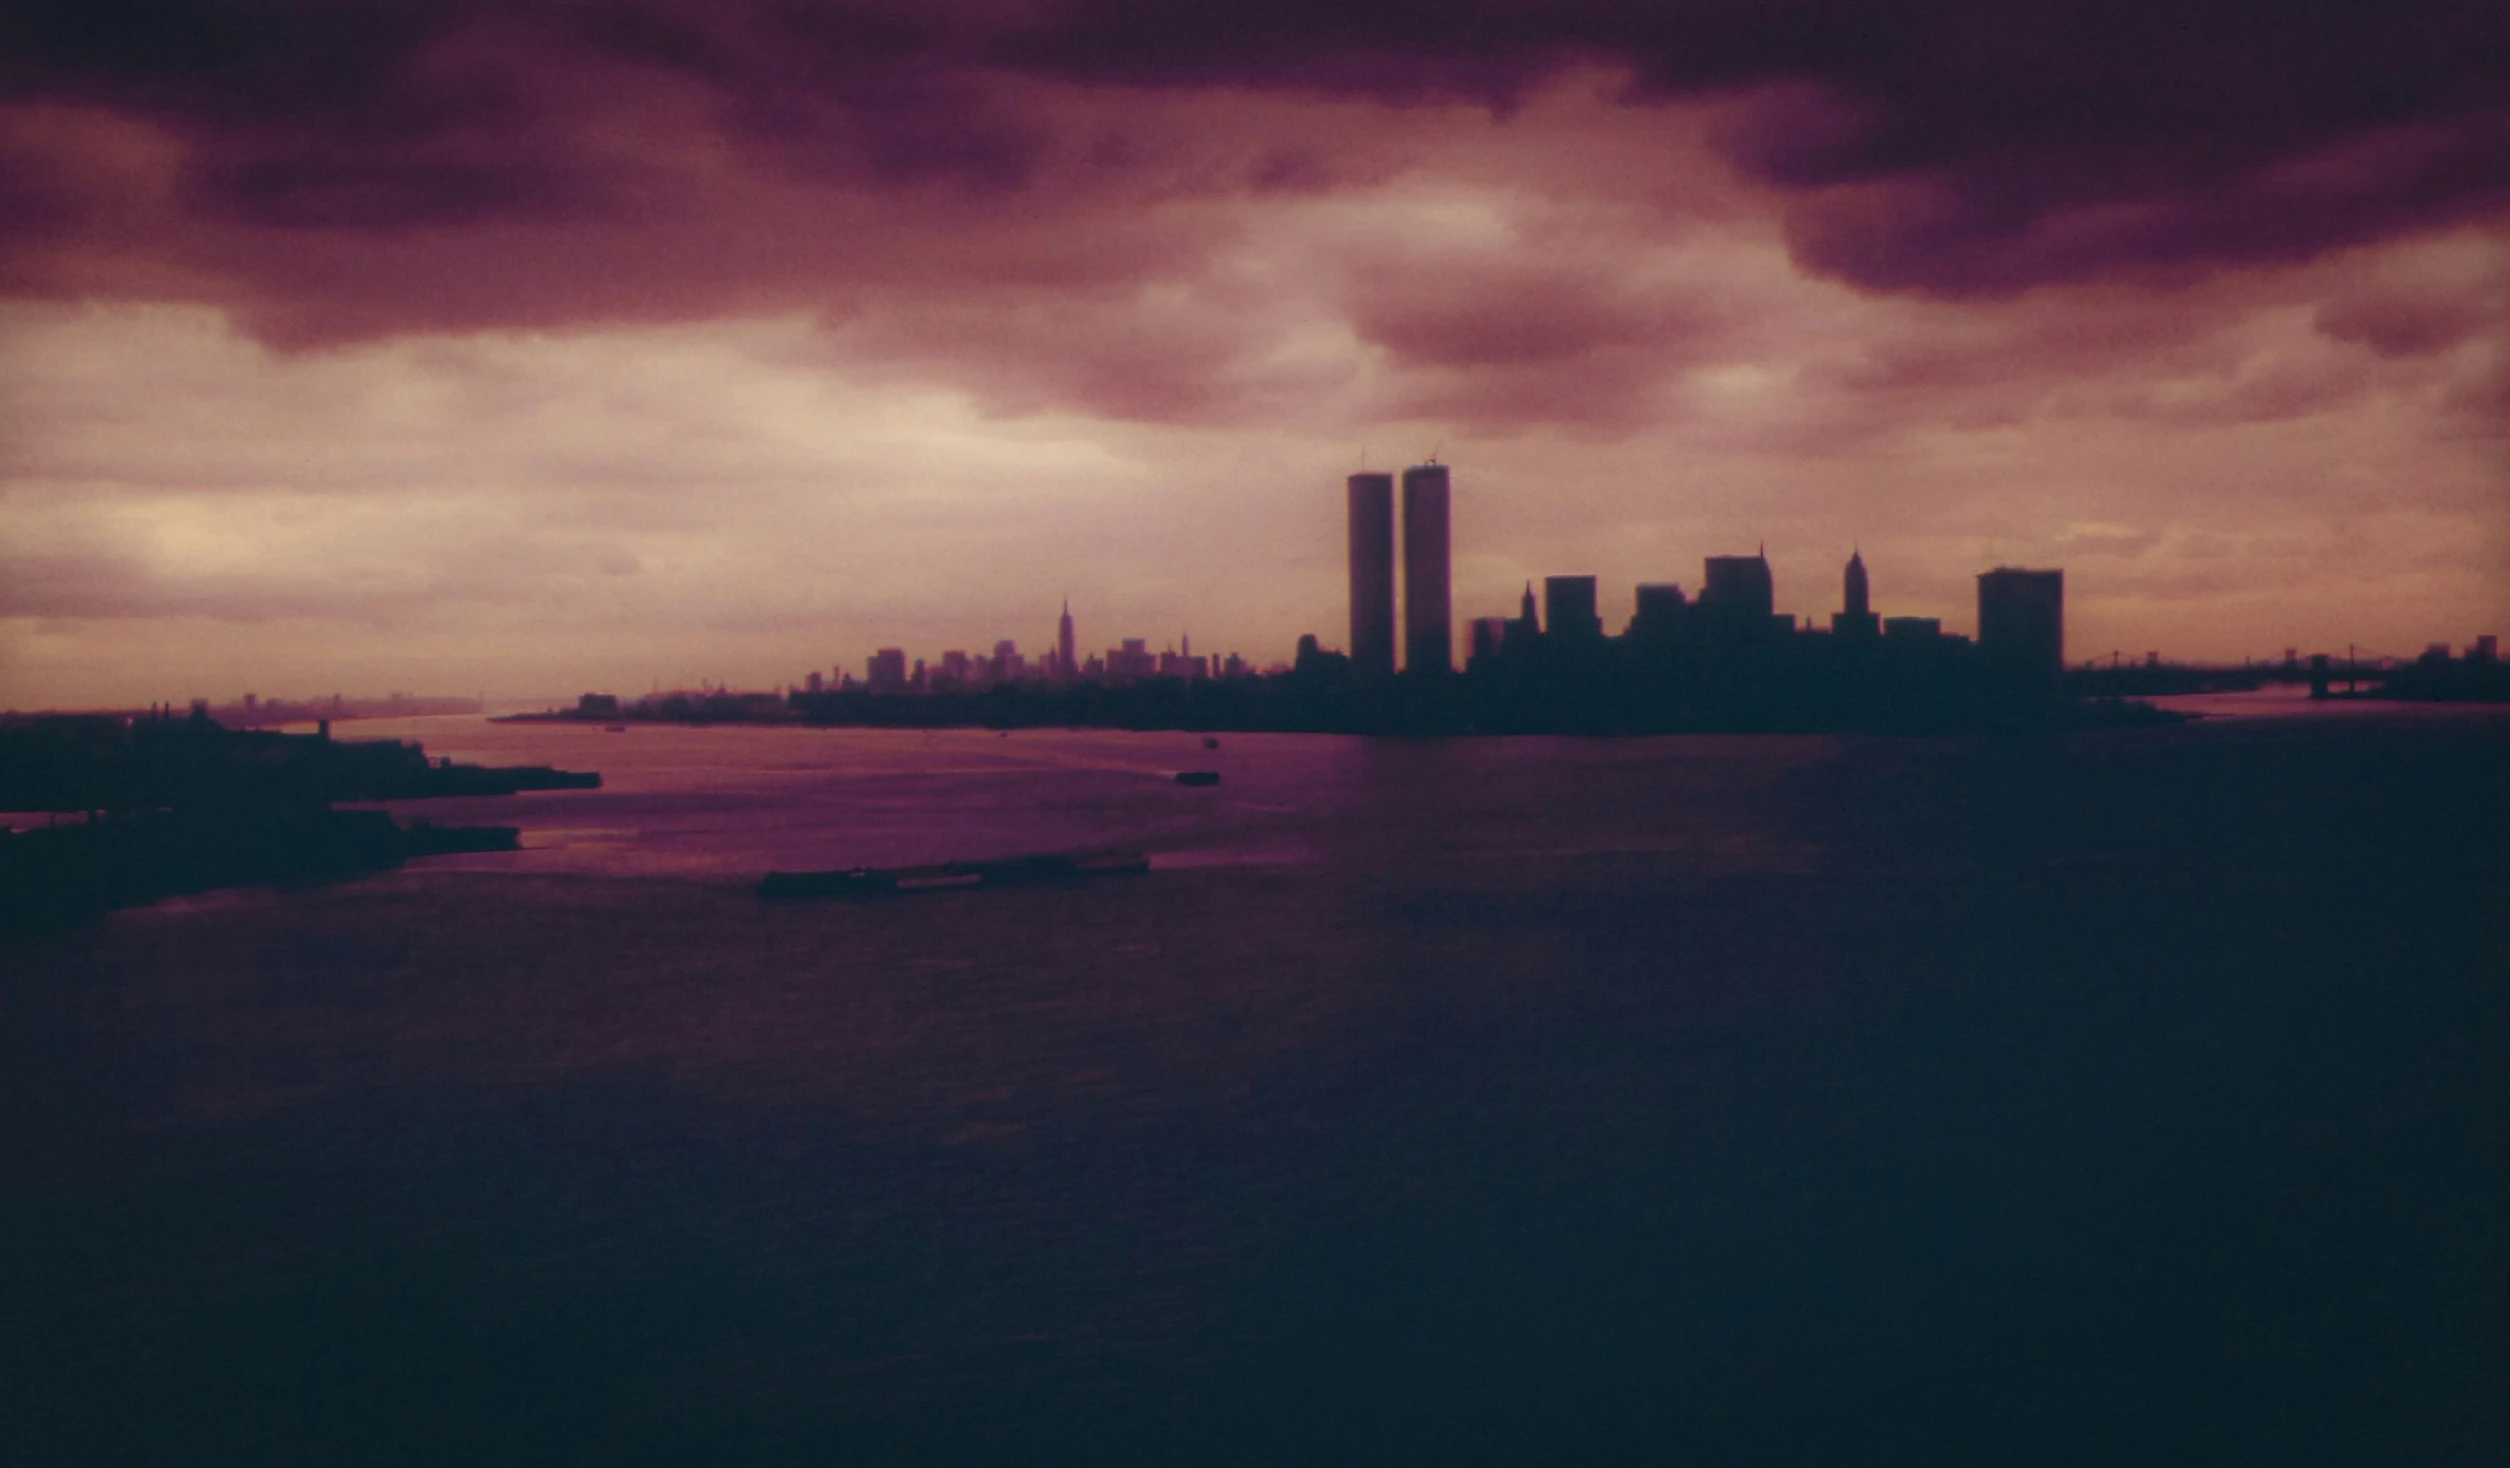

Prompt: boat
[1174,770,1221,786]
[757,848,1149,901]
[1202,736,1220,750]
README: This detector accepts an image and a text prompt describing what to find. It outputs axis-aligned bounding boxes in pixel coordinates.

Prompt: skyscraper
[1401,463,1452,674]
[1701,554,1775,620]
[1057,598,1076,678]
[1544,575,1602,641]
[1977,567,2064,688]
[1347,472,1396,682]
[1469,617,1511,665]
[1833,550,1879,638]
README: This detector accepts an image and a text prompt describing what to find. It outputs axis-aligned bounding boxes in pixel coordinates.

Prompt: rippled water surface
[344,718,1841,880]
[8,715,2504,1466]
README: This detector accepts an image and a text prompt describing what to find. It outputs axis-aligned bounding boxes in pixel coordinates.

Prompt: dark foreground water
[5,714,2505,1466]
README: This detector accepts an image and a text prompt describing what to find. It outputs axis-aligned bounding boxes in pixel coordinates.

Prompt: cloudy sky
[3,1,2505,706]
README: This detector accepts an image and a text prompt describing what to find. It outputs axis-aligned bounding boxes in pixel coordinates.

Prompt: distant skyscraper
[1633,584,1686,620]
[1347,472,1396,682]
[1630,583,1687,640]
[1058,598,1076,678]
[868,648,908,693]
[1401,463,1452,674]
[1510,581,1541,645]
[1701,554,1775,625]
[1833,550,1879,638]
[1977,567,2064,687]
[1544,575,1602,640]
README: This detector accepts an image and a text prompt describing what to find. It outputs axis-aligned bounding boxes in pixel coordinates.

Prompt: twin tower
[1347,465,1450,680]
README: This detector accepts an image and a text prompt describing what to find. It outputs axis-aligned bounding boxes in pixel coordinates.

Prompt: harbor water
[6,711,2504,1465]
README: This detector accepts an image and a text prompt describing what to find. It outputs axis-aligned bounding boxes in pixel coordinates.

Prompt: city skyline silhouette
[3,9,2504,1465]
[2,7,2503,707]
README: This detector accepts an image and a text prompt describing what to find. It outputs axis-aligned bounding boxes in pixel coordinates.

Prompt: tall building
[1401,462,1452,674]
[1057,598,1076,678]
[1347,472,1396,682]
[1469,617,1511,665]
[1977,568,2064,687]
[1701,554,1775,622]
[1833,550,1879,638]
[868,648,908,693]
[1500,582,1539,650]
[1544,575,1602,640]
[1108,638,1156,680]
[1630,583,1687,640]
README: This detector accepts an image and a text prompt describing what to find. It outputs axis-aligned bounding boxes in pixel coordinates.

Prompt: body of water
[334,718,1843,882]
[6,714,2504,1465]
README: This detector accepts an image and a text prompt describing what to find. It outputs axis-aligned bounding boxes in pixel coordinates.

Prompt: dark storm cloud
[1000,0,2510,290]
[6,1,2504,294]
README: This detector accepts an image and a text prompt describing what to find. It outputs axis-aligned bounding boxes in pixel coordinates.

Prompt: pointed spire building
[1833,550,1879,638]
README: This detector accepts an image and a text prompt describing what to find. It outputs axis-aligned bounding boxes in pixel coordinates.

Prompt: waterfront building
[1977,568,2065,687]
[1544,576,1602,641]
[1701,554,1776,623]
[1629,583,1687,640]
[1512,582,1542,645]
[1107,639,1156,680]
[868,648,908,693]
[1469,617,1511,666]
[1833,551,1880,639]
[1401,463,1452,674]
[1347,473,1397,682]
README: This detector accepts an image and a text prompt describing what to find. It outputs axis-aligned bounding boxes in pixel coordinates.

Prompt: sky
[3,1,2506,707]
